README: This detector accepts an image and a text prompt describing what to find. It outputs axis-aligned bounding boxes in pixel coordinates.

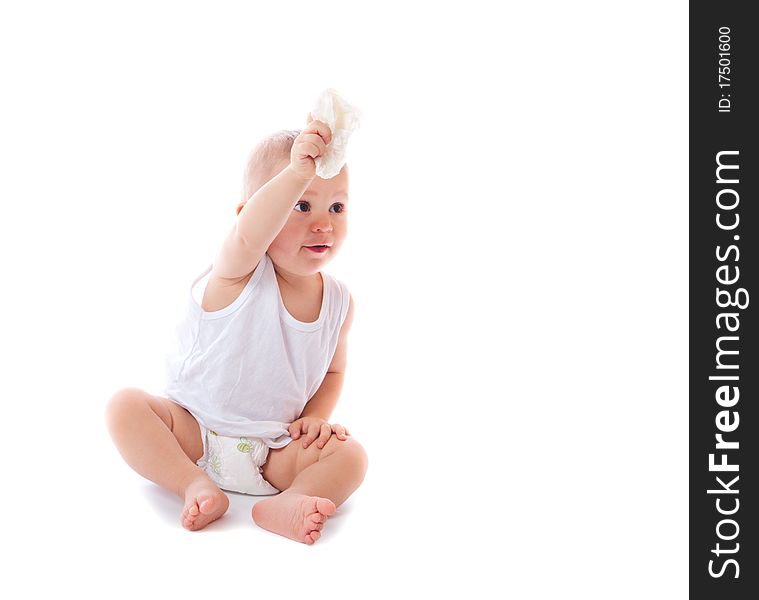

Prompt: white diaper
[311,88,361,179]
[196,424,281,495]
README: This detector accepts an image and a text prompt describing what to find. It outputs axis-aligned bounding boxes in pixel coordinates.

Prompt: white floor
[6,379,687,599]
[11,411,498,598]
[127,469,361,539]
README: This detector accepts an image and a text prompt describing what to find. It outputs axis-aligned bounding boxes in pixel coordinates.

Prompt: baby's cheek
[269,230,297,254]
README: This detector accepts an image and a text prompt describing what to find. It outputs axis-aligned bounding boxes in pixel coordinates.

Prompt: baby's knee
[325,435,368,473]
[104,387,150,428]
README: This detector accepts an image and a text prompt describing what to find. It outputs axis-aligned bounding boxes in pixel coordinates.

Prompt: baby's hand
[288,416,350,449]
[288,114,332,182]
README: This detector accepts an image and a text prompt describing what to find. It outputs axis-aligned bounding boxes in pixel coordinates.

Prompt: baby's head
[238,129,349,276]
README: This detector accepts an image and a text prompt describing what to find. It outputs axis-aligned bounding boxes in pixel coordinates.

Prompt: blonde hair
[241,129,301,203]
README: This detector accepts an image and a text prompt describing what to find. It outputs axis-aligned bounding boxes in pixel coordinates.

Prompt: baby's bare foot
[181,478,229,531]
[252,491,336,544]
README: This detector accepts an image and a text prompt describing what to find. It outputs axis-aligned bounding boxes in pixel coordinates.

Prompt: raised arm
[236,164,312,255]
[212,118,332,281]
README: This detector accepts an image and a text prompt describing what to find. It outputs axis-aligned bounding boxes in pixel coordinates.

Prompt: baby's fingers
[302,423,322,449]
[304,117,332,146]
[289,419,305,440]
[300,133,327,158]
[331,424,350,440]
[315,423,333,449]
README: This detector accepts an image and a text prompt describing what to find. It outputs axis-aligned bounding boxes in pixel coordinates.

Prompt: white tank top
[162,252,350,448]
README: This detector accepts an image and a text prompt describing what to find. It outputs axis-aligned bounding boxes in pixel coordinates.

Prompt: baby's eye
[329,203,345,214]
[294,201,310,213]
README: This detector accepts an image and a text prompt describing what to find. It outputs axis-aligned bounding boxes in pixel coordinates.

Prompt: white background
[1,1,687,597]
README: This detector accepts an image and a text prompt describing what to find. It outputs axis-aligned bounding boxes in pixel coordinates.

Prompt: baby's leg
[253,435,368,544]
[105,388,229,530]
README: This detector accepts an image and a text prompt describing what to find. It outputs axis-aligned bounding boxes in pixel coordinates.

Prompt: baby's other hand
[289,416,350,449]
[288,114,332,182]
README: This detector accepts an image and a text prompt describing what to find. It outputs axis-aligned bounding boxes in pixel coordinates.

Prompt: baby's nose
[312,218,333,232]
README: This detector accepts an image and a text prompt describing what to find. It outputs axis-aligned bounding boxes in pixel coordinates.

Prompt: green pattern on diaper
[237,437,252,453]
[208,452,222,475]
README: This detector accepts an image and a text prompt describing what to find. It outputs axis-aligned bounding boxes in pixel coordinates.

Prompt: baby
[105,113,368,544]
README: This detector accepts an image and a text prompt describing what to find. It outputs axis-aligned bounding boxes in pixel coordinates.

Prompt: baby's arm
[290,296,354,448]
[218,120,332,280]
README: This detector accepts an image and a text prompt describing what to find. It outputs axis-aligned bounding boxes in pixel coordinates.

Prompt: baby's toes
[306,513,324,530]
[199,498,215,514]
[305,530,321,544]
[315,498,336,518]
[181,502,199,525]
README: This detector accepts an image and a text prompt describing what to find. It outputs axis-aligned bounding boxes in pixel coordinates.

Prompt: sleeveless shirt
[162,252,350,449]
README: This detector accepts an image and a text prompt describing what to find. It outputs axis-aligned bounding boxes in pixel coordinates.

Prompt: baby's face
[267,161,349,276]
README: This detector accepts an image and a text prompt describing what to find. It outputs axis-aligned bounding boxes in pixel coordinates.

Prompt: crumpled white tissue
[310,88,361,179]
